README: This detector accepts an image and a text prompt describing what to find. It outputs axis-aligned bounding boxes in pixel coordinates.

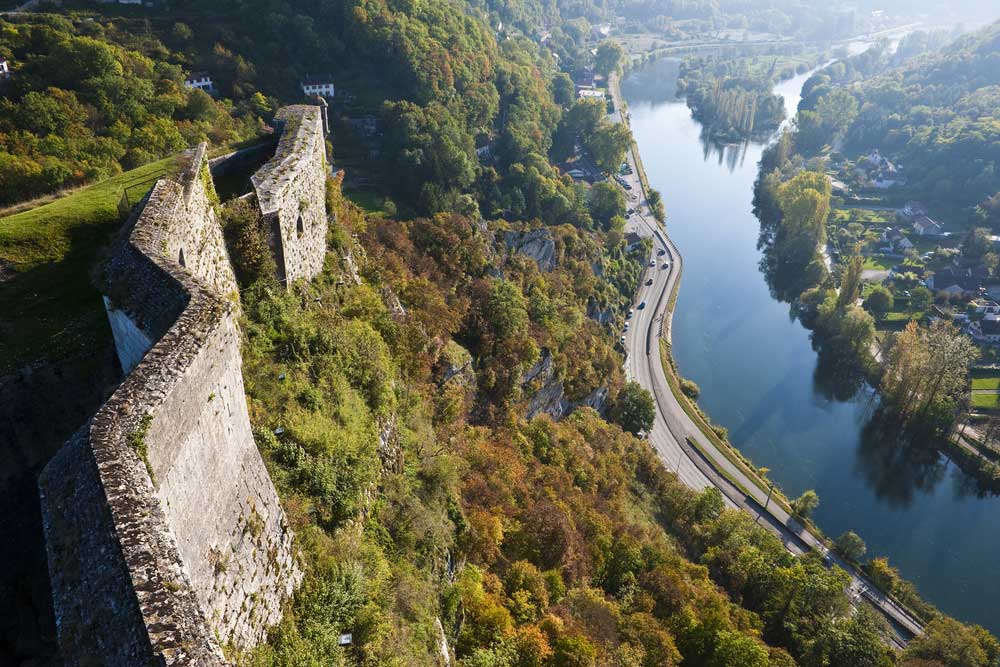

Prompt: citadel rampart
[38,105,328,665]
[253,105,329,285]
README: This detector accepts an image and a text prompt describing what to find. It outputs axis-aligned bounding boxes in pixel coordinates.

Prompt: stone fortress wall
[253,105,329,285]
[38,104,328,666]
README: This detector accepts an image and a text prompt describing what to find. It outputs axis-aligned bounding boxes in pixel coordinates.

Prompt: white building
[578,89,606,100]
[0,59,10,80]
[301,75,335,99]
[184,72,214,93]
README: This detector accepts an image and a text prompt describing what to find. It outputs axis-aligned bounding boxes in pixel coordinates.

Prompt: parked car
[627,308,634,318]
[648,259,656,267]
[661,262,670,269]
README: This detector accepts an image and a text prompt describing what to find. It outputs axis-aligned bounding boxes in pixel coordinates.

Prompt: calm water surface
[622,58,1000,632]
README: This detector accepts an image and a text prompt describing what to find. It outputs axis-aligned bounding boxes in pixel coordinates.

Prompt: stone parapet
[40,132,305,665]
[251,105,328,285]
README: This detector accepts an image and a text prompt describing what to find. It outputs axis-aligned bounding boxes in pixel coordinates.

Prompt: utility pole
[764,480,775,512]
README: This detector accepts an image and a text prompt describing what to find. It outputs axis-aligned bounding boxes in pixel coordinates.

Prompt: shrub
[680,378,700,399]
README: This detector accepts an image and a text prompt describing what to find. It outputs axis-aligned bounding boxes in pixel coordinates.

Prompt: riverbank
[612,60,932,642]
[622,54,1000,634]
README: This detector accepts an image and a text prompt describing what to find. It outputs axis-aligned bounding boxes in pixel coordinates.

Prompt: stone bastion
[37,104,328,666]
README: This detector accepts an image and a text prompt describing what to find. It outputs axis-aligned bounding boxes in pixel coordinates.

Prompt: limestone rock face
[504,228,556,272]
[587,298,615,326]
[521,349,607,420]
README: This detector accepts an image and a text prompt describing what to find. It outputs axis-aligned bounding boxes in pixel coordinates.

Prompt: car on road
[627,208,635,215]
[661,262,669,269]
[648,259,656,267]
[657,248,666,256]
[637,301,646,310]
[645,278,654,286]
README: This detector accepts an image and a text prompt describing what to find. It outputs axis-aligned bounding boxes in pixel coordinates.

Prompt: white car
[648,259,656,267]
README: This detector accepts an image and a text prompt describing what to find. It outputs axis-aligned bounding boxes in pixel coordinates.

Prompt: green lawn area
[0,157,178,371]
[863,255,895,271]
[972,393,1000,410]
[882,311,917,322]
[832,207,896,226]
[972,376,1000,390]
[343,188,389,216]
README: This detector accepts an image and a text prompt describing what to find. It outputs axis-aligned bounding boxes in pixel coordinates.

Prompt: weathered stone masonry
[253,105,329,285]
[38,105,328,666]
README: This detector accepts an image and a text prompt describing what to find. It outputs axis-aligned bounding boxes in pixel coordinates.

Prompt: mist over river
[622,57,1000,632]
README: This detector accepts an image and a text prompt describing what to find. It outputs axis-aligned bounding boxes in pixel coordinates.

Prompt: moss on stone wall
[127,413,154,482]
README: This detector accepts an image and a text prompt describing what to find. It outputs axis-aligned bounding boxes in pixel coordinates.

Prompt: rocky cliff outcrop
[504,228,556,272]
[522,349,608,420]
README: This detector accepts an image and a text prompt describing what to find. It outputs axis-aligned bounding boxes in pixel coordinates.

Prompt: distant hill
[827,21,1000,216]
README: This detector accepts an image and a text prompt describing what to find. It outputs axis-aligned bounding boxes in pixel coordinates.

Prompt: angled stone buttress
[38,104,328,666]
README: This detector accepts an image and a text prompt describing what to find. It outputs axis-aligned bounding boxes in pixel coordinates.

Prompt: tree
[775,171,832,269]
[382,100,476,213]
[552,72,576,108]
[903,617,1000,667]
[791,489,819,518]
[589,122,631,174]
[595,41,624,78]
[880,320,978,428]
[865,285,894,320]
[834,531,867,561]
[611,382,656,436]
[816,89,859,138]
[909,286,932,316]
[553,635,597,667]
[837,253,864,309]
[565,98,607,139]
[647,188,665,222]
[865,557,899,595]
[963,227,993,261]
[707,630,769,667]
[814,609,894,667]
[680,378,700,399]
[588,181,626,230]
[793,110,828,155]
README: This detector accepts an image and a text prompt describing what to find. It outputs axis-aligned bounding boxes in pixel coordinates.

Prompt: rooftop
[301,74,334,86]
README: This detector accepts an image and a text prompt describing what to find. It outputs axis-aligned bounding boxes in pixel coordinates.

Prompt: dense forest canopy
[793,22,1000,215]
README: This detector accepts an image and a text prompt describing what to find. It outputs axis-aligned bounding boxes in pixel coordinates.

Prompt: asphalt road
[610,73,924,646]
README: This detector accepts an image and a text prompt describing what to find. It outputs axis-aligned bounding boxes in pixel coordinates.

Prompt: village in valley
[824,147,1000,415]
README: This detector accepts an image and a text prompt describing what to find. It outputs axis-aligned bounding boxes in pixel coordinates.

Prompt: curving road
[610,73,924,646]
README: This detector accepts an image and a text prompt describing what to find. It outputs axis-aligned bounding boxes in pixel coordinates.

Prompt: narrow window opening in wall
[296,215,305,239]
[178,248,186,267]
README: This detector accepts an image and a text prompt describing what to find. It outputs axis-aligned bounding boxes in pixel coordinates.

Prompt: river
[622,58,1000,633]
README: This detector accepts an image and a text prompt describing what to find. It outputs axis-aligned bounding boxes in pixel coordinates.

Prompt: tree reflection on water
[854,408,949,507]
